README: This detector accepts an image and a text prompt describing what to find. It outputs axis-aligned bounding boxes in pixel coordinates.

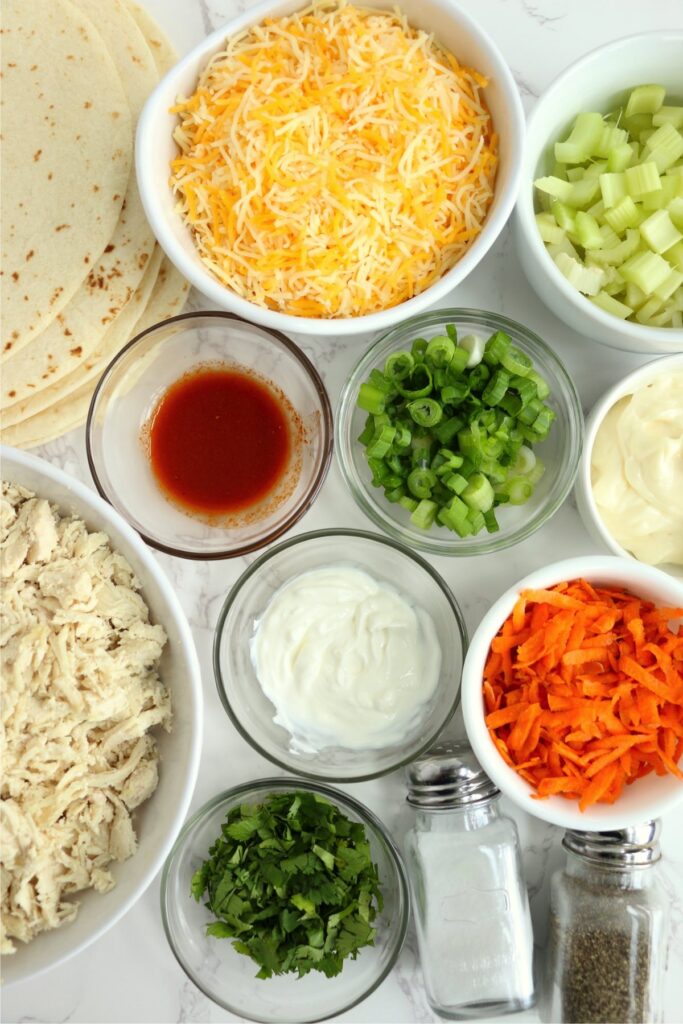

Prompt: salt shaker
[404,741,535,1019]
[546,821,669,1024]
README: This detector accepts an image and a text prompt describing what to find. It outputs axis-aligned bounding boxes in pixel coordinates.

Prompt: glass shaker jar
[404,741,535,1019]
[546,821,669,1024]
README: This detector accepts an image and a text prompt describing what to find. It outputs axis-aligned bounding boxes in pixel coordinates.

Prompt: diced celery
[534,175,574,202]
[644,122,683,172]
[584,160,608,180]
[594,125,629,158]
[640,209,683,253]
[547,236,580,261]
[635,296,664,323]
[568,177,601,209]
[666,240,683,271]
[625,281,648,309]
[589,291,633,319]
[574,211,603,249]
[653,268,683,301]
[607,143,635,172]
[554,251,605,295]
[554,112,604,163]
[598,224,620,249]
[653,106,683,129]
[669,196,683,230]
[624,112,654,136]
[586,229,640,266]
[639,128,656,147]
[599,171,626,208]
[551,200,576,231]
[625,161,661,198]
[620,250,672,293]
[625,85,666,117]
[587,199,605,220]
[535,212,565,244]
[566,166,585,182]
[604,195,640,233]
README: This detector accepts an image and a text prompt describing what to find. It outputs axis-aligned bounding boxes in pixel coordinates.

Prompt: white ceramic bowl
[461,556,683,832]
[575,353,683,580]
[136,0,524,337]
[1,447,203,986]
[515,32,683,354]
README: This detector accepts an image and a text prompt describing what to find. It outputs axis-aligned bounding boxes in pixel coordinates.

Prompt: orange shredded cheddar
[169,1,498,318]
[484,579,683,811]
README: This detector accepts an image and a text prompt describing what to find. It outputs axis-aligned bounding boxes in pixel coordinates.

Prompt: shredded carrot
[484,580,683,810]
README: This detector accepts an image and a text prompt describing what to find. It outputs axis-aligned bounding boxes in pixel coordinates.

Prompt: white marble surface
[4,1,683,1022]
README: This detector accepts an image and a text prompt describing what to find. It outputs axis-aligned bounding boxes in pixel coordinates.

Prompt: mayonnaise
[591,371,683,568]
[251,565,442,751]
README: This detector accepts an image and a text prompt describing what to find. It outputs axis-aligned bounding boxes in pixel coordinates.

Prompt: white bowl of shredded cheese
[136,0,524,335]
[1,446,203,986]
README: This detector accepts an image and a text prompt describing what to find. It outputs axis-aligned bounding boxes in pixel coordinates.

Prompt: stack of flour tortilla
[1,0,189,449]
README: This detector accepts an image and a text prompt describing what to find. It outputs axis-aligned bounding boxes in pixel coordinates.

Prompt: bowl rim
[335,307,584,556]
[85,310,334,560]
[160,776,411,1023]
[515,30,683,348]
[576,352,683,564]
[213,527,468,781]
[135,0,525,336]
[0,445,203,986]
[461,554,683,831]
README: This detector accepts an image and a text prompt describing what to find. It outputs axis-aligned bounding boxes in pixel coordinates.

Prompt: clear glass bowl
[213,529,467,781]
[160,779,410,1023]
[336,309,584,556]
[86,312,333,558]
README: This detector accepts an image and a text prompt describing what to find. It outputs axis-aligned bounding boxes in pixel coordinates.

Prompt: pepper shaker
[545,821,669,1024]
[404,741,535,1019]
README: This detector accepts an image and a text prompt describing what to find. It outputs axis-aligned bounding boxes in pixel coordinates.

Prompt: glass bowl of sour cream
[575,352,683,580]
[213,528,467,781]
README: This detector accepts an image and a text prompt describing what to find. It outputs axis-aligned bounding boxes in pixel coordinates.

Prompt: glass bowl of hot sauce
[86,311,333,558]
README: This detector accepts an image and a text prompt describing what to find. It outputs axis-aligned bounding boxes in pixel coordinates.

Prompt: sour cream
[591,371,683,568]
[251,565,442,751]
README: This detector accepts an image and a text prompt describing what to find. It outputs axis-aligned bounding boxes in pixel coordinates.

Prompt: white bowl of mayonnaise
[213,528,467,781]
[575,354,683,580]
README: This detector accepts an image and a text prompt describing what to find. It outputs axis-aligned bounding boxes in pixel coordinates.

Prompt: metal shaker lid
[563,820,661,866]
[406,740,500,809]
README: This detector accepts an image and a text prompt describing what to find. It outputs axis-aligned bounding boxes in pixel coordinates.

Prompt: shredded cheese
[170,0,498,318]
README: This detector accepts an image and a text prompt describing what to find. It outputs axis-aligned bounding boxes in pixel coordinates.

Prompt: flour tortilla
[124,1,179,74]
[0,252,189,428]
[1,0,132,353]
[0,248,165,450]
[0,0,159,411]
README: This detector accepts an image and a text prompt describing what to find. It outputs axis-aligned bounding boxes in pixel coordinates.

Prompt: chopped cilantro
[192,791,383,979]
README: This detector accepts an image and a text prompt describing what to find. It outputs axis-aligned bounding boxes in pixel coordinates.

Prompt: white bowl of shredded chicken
[0,446,202,986]
[137,0,524,334]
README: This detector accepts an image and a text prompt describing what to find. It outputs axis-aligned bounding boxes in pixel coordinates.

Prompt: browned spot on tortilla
[55,224,69,232]
[64,327,72,336]
[112,111,120,119]
[4,342,12,352]
[11,272,19,282]
[26,250,34,261]
[139,252,149,268]
[47,172,53,180]
[33,149,42,161]
[11,331,18,339]
[84,101,92,109]
[8,390,16,398]
[70,346,83,357]
[93,184,100,193]
[84,256,90,264]
[104,244,115,253]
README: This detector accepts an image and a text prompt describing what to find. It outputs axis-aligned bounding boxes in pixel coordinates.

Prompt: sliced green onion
[426,335,455,367]
[408,398,443,427]
[384,351,414,382]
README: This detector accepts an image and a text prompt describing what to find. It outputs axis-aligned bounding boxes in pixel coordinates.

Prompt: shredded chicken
[0,482,171,954]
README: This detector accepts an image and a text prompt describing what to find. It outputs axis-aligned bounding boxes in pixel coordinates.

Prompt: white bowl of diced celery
[515,32,683,352]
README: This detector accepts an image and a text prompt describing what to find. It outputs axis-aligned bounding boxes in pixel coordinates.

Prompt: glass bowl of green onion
[336,309,583,556]
[161,778,410,1022]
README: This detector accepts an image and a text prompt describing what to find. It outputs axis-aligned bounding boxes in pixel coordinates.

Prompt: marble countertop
[4,1,683,1022]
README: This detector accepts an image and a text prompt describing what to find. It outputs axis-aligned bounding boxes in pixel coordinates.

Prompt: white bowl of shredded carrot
[136,0,524,334]
[462,556,683,831]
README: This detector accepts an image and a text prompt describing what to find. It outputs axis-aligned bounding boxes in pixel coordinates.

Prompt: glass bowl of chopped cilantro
[160,779,409,1022]
[336,309,583,556]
